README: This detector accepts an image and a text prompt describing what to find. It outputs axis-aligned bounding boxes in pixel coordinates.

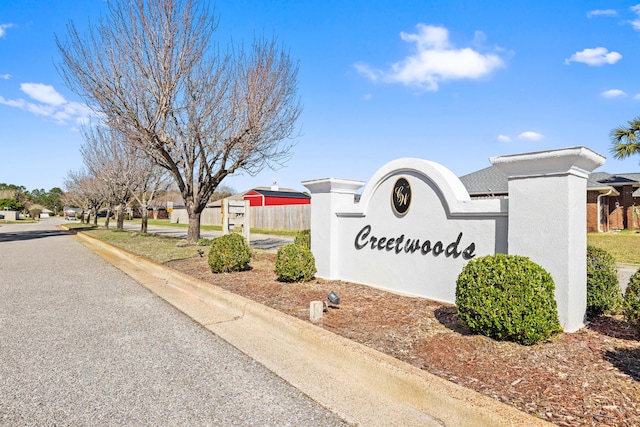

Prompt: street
[0,218,346,426]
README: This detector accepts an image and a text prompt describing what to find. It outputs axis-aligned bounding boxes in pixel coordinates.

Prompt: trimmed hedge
[208,233,251,273]
[586,246,622,316]
[294,229,311,249]
[623,268,640,332]
[275,243,316,282]
[456,254,562,345]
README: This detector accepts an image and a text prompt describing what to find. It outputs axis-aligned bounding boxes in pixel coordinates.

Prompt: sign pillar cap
[490,146,605,179]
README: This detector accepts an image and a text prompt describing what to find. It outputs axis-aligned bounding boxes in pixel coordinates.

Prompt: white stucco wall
[491,146,604,331]
[0,210,19,221]
[304,158,507,303]
[304,147,606,332]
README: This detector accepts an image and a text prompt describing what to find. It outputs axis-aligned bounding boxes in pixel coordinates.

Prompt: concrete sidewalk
[75,231,552,427]
[618,263,639,293]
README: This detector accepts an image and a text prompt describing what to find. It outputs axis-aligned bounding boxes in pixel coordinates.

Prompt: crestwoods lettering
[354,225,476,260]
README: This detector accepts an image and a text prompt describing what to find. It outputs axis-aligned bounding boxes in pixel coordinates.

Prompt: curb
[74,231,552,427]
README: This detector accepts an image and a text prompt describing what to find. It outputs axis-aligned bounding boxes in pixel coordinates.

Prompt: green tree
[0,183,28,211]
[610,116,640,160]
[46,187,65,215]
[27,187,65,215]
[0,199,24,211]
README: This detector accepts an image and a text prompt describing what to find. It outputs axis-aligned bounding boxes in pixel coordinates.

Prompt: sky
[2,1,640,194]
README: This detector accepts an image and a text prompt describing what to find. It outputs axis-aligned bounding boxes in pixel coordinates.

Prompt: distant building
[241,185,311,207]
[63,206,82,219]
[459,166,640,232]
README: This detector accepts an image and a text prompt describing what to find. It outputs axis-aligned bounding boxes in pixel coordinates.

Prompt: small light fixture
[327,291,340,305]
[325,291,341,311]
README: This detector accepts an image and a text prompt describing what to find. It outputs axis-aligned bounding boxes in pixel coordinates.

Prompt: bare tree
[128,151,172,233]
[80,126,135,230]
[81,125,171,233]
[64,169,103,223]
[210,184,236,202]
[57,0,301,243]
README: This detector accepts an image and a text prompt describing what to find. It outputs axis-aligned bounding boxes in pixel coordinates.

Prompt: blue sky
[2,1,640,194]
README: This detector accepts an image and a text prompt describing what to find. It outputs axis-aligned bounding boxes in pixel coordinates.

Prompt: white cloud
[601,89,627,98]
[0,23,13,38]
[355,24,505,91]
[630,4,640,31]
[634,93,640,100]
[564,47,622,66]
[353,62,380,81]
[497,134,511,142]
[0,74,10,80]
[587,9,617,18]
[0,82,95,126]
[518,131,544,141]
[20,83,67,106]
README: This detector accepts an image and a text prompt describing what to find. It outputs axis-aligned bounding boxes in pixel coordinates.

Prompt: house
[235,185,311,207]
[459,166,640,232]
[63,206,82,219]
[587,172,640,231]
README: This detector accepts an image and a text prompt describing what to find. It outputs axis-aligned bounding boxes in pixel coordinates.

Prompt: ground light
[325,291,341,311]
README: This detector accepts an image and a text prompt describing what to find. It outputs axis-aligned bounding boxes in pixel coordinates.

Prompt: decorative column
[302,178,364,279]
[491,147,606,332]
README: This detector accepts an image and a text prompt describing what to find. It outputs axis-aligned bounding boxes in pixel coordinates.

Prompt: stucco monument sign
[303,146,606,332]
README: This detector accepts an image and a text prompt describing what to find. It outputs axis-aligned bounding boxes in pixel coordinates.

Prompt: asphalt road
[0,218,346,426]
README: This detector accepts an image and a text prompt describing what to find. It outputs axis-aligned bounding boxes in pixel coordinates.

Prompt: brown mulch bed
[166,252,640,427]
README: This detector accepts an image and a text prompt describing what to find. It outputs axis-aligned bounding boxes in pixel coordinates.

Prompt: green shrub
[455,254,562,345]
[586,245,622,316]
[623,268,640,332]
[208,233,251,273]
[294,229,311,249]
[275,243,316,282]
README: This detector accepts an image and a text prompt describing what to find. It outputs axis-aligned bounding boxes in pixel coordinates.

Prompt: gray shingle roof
[458,166,508,196]
[459,167,640,197]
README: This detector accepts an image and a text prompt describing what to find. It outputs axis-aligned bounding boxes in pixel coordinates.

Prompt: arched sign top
[354,158,473,217]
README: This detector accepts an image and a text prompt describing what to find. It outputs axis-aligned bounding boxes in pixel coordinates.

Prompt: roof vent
[271,181,279,191]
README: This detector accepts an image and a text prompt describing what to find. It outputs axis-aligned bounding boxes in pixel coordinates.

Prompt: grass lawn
[0,218,38,224]
[83,228,203,263]
[587,230,640,264]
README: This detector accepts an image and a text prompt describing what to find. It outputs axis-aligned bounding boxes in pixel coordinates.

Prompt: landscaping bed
[165,251,640,427]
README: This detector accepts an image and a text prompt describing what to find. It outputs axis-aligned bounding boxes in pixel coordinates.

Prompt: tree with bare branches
[81,125,171,233]
[57,0,301,243]
[80,126,134,229]
[64,170,103,224]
